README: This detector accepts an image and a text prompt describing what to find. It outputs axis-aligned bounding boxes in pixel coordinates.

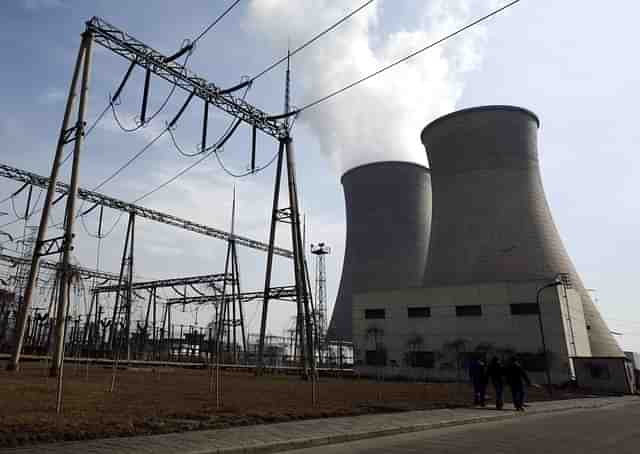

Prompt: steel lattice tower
[310,243,331,339]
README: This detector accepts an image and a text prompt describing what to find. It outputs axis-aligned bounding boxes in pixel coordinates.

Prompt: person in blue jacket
[469,358,487,406]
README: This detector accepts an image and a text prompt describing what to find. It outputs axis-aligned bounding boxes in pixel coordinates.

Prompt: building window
[365,349,387,366]
[455,305,482,317]
[407,307,430,318]
[364,309,385,319]
[405,351,435,368]
[510,303,539,315]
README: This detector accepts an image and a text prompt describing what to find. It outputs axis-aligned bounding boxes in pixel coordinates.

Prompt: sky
[0,0,638,352]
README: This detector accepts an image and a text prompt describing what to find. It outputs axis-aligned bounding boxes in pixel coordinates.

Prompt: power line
[192,0,243,44]
[212,146,280,179]
[167,79,250,160]
[131,136,226,203]
[0,193,16,205]
[80,210,125,239]
[109,44,193,134]
[132,120,279,200]
[0,184,27,207]
[91,127,169,193]
[141,84,253,200]
[0,217,26,230]
[167,126,203,158]
[296,0,521,114]
[251,0,375,82]
[10,188,43,221]
[60,102,113,167]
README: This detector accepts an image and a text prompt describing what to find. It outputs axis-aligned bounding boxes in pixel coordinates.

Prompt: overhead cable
[251,0,375,82]
[192,0,243,45]
[213,145,280,178]
[59,98,116,168]
[80,211,125,239]
[131,121,242,203]
[296,0,521,114]
[0,183,29,206]
[110,40,193,133]
[92,127,169,193]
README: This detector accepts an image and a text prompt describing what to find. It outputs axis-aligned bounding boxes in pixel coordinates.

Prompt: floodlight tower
[310,243,331,343]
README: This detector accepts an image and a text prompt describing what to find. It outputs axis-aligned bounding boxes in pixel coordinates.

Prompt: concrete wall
[352,281,591,383]
[328,162,431,341]
[420,105,622,358]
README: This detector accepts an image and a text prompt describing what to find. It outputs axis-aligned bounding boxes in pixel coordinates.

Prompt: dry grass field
[0,360,586,447]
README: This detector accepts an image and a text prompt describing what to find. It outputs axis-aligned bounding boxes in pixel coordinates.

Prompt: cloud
[245,0,493,173]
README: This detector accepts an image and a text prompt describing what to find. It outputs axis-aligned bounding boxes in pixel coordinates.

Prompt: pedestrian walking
[506,358,531,411]
[469,358,487,406]
[486,357,504,410]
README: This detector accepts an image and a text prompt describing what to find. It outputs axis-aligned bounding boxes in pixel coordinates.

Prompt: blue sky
[0,0,639,351]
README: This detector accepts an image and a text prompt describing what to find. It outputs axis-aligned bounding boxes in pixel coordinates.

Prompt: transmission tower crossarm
[0,252,119,281]
[92,273,233,293]
[0,163,293,259]
[85,16,289,139]
[165,285,297,305]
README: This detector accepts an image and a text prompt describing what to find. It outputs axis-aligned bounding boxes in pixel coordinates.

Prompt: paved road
[284,399,640,454]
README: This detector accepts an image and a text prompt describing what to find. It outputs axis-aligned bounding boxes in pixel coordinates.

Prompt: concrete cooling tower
[327,162,432,341]
[420,105,622,357]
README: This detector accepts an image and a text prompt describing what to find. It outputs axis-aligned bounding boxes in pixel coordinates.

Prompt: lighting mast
[310,243,331,340]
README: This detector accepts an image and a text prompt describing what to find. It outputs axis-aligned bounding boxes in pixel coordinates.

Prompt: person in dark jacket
[469,358,487,406]
[506,358,531,411]
[486,357,504,410]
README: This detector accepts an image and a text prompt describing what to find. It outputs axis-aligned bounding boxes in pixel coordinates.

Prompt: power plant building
[329,105,623,383]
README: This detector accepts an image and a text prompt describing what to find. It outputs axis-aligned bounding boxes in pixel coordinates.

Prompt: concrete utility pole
[9,30,93,373]
[51,32,94,379]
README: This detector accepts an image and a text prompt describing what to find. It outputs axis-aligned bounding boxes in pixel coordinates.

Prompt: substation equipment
[3,17,318,381]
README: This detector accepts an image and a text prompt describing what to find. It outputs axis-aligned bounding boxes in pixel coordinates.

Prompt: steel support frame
[109,213,134,351]
[257,138,316,377]
[0,163,293,259]
[0,252,119,281]
[85,17,289,139]
[7,17,311,380]
[215,237,246,361]
[164,286,297,306]
[93,272,232,294]
[285,139,316,378]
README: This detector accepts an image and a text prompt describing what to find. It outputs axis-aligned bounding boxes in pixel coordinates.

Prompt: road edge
[212,398,630,454]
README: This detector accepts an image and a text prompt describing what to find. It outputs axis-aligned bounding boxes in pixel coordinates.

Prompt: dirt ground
[0,361,588,447]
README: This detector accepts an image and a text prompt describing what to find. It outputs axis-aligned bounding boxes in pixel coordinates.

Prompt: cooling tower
[327,162,432,341]
[420,105,622,357]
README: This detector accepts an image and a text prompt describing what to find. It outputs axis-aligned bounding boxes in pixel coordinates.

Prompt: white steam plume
[246,0,496,173]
